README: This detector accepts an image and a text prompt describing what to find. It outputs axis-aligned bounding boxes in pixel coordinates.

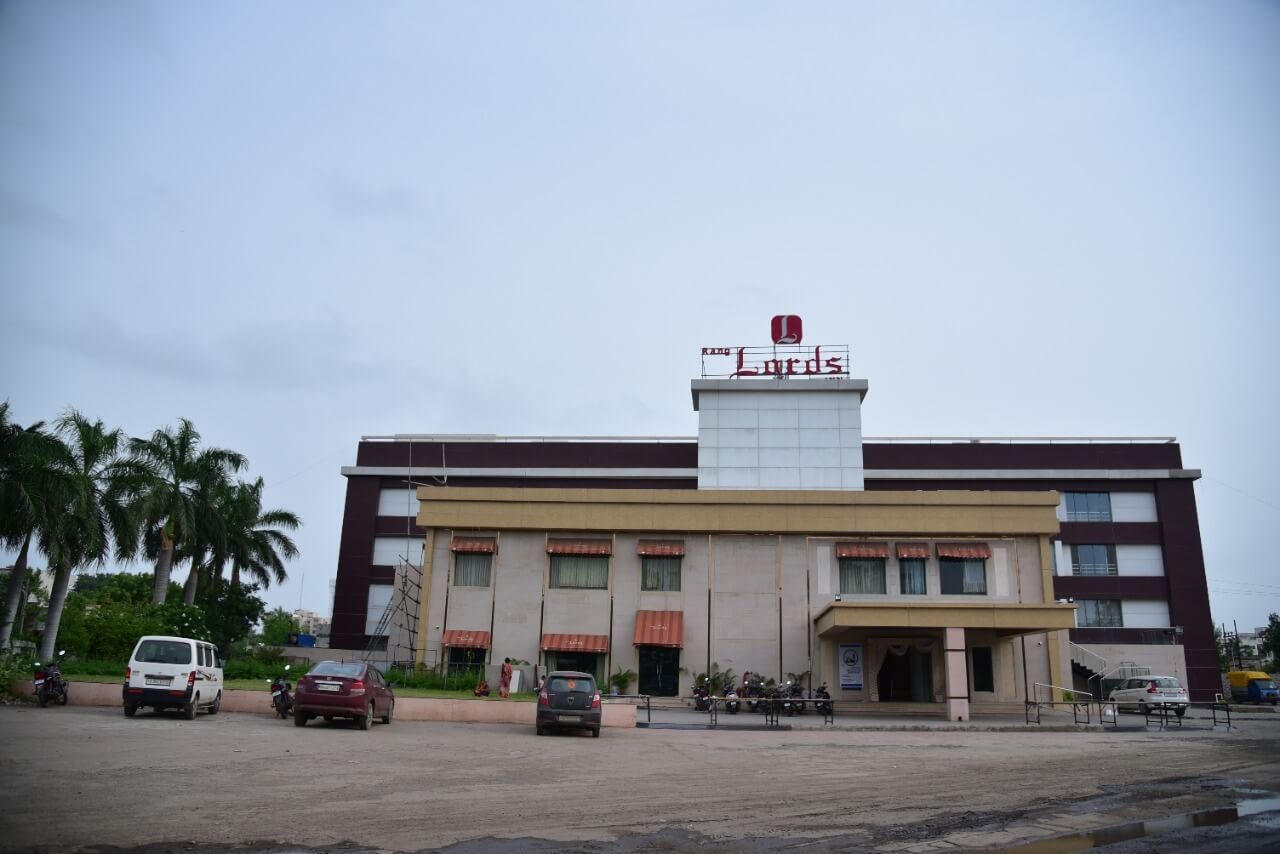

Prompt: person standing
[499,657,513,699]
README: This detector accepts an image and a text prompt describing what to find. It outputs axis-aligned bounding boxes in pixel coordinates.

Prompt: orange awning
[895,542,932,559]
[546,539,612,556]
[451,536,496,553]
[836,542,890,559]
[633,611,684,647]
[540,633,609,653]
[637,540,686,557]
[441,629,491,649]
[936,543,992,559]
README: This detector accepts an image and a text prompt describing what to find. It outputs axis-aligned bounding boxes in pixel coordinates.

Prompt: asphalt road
[1,704,1279,852]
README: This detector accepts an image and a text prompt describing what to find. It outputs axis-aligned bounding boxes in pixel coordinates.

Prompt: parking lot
[1,704,1279,852]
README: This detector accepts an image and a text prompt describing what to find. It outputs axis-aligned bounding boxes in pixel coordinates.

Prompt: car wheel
[1138,702,1148,716]
[293,710,307,727]
[536,726,545,736]
[357,702,372,731]
[123,702,137,718]
[592,727,601,738]
[183,699,198,720]
[208,692,221,715]
[381,699,394,725]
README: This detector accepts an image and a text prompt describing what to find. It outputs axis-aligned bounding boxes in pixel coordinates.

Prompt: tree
[197,582,266,655]
[1259,613,1280,667]
[35,413,137,661]
[261,607,300,647]
[218,477,300,590]
[129,419,246,605]
[0,403,63,649]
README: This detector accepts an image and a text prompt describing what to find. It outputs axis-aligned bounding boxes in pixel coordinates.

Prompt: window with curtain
[1078,599,1123,627]
[1064,492,1112,522]
[839,558,886,594]
[1070,544,1118,576]
[641,556,681,591]
[899,559,927,595]
[549,555,609,589]
[453,553,492,587]
[940,558,987,594]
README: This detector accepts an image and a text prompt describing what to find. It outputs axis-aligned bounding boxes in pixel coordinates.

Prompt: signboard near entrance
[839,643,864,690]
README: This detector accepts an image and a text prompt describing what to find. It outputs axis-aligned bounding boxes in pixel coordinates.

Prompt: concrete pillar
[944,627,969,721]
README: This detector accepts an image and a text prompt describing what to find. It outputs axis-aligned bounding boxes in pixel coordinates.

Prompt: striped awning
[633,611,684,647]
[451,536,496,553]
[895,542,932,559]
[441,629,491,649]
[547,539,612,556]
[637,540,685,557]
[835,542,890,559]
[936,543,992,559]
[540,633,610,653]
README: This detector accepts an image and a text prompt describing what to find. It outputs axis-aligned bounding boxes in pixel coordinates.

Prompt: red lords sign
[771,315,802,344]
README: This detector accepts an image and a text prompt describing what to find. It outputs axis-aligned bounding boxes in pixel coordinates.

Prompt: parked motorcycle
[813,681,833,716]
[35,651,69,708]
[783,679,806,716]
[742,672,763,713]
[724,684,740,714]
[269,665,293,719]
[693,678,711,712]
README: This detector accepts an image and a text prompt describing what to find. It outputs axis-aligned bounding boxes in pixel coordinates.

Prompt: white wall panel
[1112,493,1158,523]
[1122,600,1171,628]
[1117,544,1164,577]
[365,584,393,635]
[372,536,421,566]
[377,488,419,518]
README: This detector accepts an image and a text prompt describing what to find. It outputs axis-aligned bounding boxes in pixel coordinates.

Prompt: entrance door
[876,646,933,702]
[638,647,680,696]
[549,652,601,681]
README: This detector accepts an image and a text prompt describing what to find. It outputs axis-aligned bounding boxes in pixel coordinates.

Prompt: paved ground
[1,704,1278,852]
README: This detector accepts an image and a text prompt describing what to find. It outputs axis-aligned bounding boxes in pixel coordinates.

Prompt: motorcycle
[783,679,806,716]
[693,678,711,712]
[813,681,833,716]
[269,665,293,719]
[724,684,740,714]
[35,651,69,708]
[742,672,763,713]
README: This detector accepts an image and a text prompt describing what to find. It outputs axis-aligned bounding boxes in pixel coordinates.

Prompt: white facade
[692,378,868,490]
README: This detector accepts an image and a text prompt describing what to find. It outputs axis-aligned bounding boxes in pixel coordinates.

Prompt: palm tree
[129,419,246,605]
[178,467,233,606]
[36,412,136,661]
[218,477,301,590]
[0,402,64,650]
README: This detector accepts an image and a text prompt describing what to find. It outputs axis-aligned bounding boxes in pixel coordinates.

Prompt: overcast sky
[2,2,1278,633]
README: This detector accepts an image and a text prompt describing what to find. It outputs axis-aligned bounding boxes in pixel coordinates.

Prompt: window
[1065,492,1112,522]
[453,553,492,587]
[940,558,987,595]
[549,555,609,589]
[899,559,927,595]
[1077,599,1123,627]
[641,556,681,591]
[1071,544,1118,576]
[839,558,886,595]
[972,647,994,693]
[310,661,365,678]
[365,584,393,635]
[134,640,192,665]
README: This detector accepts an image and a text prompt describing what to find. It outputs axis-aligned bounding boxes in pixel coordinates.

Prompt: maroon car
[293,661,394,730]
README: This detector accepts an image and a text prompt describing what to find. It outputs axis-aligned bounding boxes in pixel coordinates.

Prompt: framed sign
[839,643,863,690]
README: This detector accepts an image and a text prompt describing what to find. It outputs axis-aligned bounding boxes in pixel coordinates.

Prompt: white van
[123,635,224,719]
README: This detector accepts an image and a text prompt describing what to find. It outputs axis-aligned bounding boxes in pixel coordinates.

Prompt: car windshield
[549,676,594,693]
[1152,678,1181,691]
[309,662,364,678]
[1255,680,1277,690]
[134,640,192,665]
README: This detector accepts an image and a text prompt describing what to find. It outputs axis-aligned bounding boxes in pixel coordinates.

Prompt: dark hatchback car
[293,661,394,730]
[536,670,602,737]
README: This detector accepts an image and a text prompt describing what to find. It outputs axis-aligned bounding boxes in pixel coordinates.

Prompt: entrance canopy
[814,602,1075,639]
[541,633,610,653]
[441,629,491,649]
[633,610,684,647]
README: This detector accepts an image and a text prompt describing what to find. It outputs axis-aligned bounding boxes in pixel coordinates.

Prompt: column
[944,627,969,721]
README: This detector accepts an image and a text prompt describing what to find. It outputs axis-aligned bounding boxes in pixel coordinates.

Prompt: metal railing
[1069,642,1107,677]
[1026,683,1097,726]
